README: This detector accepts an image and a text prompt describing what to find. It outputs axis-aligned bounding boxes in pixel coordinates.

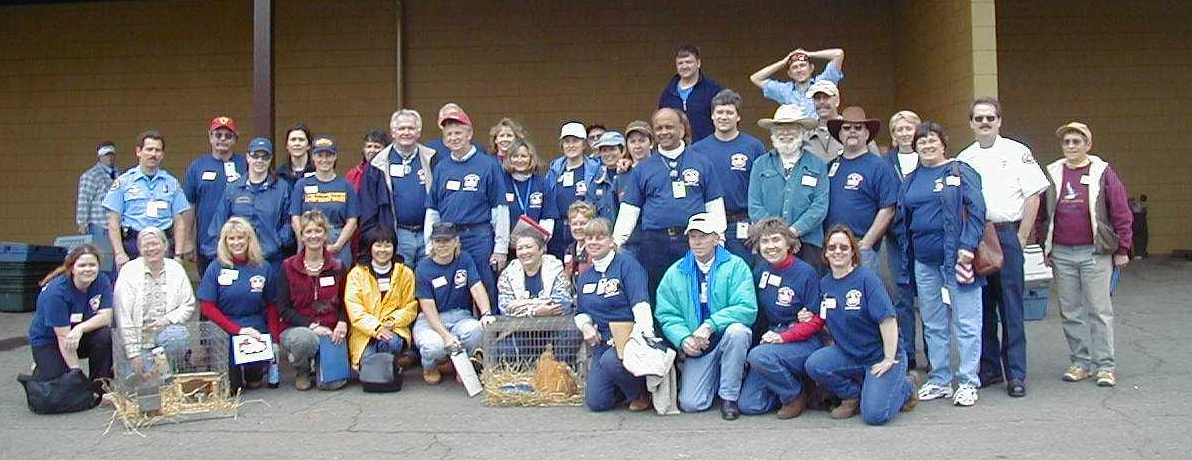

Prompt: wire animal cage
[480,315,588,406]
[109,321,238,426]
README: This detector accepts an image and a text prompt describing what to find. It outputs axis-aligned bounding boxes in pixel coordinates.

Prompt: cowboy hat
[757,104,818,130]
[827,106,881,144]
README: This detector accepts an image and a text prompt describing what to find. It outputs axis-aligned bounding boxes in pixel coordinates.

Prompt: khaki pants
[1051,244,1115,371]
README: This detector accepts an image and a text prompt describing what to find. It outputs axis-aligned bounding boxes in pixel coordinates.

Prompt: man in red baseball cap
[183,115,248,273]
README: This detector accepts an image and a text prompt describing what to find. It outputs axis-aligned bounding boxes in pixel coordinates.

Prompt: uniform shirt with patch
[184,154,247,245]
[289,175,360,242]
[826,153,900,236]
[903,163,951,265]
[957,136,1049,223]
[547,162,590,224]
[103,167,192,231]
[197,261,277,332]
[426,151,507,225]
[692,132,766,214]
[819,267,895,365]
[575,254,649,337]
[504,173,552,226]
[387,149,432,227]
[622,148,725,230]
[755,258,820,330]
[27,274,113,347]
[415,252,481,313]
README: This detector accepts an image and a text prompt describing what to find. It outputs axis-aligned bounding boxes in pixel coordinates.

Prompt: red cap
[437,107,472,128]
[209,116,238,134]
[789,52,810,65]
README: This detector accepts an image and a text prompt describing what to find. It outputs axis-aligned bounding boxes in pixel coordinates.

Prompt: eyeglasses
[825,244,852,252]
[247,153,272,160]
[211,131,236,140]
[840,125,865,132]
[972,115,998,123]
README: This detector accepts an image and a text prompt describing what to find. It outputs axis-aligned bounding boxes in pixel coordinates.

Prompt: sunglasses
[211,131,236,140]
[247,152,272,160]
[972,115,998,123]
[825,244,852,252]
[840,125,866,132]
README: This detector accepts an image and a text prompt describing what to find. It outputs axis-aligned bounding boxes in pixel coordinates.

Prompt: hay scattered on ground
[102,373,248,434]
[481,362,584,407]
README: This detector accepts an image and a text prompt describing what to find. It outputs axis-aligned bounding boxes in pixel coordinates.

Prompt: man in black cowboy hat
[823,106,901,272]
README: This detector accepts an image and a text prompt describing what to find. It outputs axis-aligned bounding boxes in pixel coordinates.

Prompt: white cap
[559,121,587,140]
[685,212,725,235]
[805,80,839,98]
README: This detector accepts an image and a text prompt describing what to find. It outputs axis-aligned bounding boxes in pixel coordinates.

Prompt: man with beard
[823,107,899,272]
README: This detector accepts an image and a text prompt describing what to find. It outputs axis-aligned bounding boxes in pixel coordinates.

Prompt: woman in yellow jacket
[345,226,418,370]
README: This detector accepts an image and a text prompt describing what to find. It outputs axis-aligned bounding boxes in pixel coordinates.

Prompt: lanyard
[664,152,683,179]
[512,177,533,213]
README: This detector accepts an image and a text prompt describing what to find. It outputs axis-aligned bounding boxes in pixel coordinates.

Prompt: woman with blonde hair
[489,117,528,161]
[500,140,555,239]
[882,109,923,369]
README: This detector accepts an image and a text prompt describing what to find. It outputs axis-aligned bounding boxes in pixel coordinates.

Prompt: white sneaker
[953,383,979,407]
[917,383,954,401]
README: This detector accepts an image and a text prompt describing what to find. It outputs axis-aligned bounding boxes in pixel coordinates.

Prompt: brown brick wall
[997,0,1191,253]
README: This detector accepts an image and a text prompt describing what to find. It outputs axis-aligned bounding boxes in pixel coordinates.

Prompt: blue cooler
[1022,245,1052,321]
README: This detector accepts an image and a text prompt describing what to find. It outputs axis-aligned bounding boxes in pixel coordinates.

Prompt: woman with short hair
[497,228,571,317]
[344,225,418,370]
[113,227,195,368]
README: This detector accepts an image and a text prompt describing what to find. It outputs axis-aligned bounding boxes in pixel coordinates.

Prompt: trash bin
[0,242,67,313]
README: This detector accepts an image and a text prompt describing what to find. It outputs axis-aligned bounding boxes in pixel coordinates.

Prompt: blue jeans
[413,309,483,368]
[638,230,689,303]
[860,247,881,273]
[806,346,913,426]
[739,339,822,414]
[585,345,646,412]
[395,226,425,269]
[980,223,1027,382]
[724,218,753,263]
[678,323,752,411]
[915,260,984,386]
[364,335,405,357]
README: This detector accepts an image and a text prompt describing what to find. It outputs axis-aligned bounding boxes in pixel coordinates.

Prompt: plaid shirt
[76,162,116,228]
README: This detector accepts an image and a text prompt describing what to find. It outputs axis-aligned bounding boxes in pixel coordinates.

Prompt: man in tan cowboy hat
[823,106,900,272]
[749,104,831,271]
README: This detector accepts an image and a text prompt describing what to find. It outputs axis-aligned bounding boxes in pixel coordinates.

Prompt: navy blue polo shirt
[904,163,951,265]
[692,133,766,214]
[289,175,360,236]
[575,254,649,337]
[387,149,431,227]
[587,168,620,220]
[755,258,820,330]
[426,150,507,225]
[825,154,900,236]
[547,162,590,223]
[185,153,247,244]
[198,261,278,332]
[27,274,113,348]
[819,267,896,364]
[622,149,724,230]
[503,173,551,225]
[415,253,482,313]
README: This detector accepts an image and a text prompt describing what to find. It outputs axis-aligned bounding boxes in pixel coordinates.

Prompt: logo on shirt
[844,173,864,191]
[89,295,101,312]
[125,185,144,199]
[462,173,481,191]
[235,195,253,205]
[1063,181,1079,201]
[845,289,863,310]
[249,275,266,293]
[305,192,347,203]
[933,178,944,192]
[575,180,588,196]
[602,278,621,297]
[776,286,795,308]
[1022,153,1037,164]
[417,168,428,185]
[730,153,749,171]
[453,269,468,288]
[681,168,701,186]
[529,192,544,207]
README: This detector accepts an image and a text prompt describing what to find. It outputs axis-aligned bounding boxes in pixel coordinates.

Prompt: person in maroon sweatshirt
[277,211,350,391]
[1043,122,1132,388]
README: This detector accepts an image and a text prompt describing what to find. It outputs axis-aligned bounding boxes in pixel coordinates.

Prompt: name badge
[432,276,448,288]
[446,180,461,191]
[1079,175,1092,185]
[145,200,168,218]
[389,164,405,177]
[801,175,818,187]
[945,175,961,186]
[820,297,837,319]
[671,181,686,199]
[828,162,840,177]
[377,278,391,292]
[304,171,316,177]
[941,287,952,306]
[218,268,239,286]
[223,161,239,181]
[768,274,782,287]
[201,171,218,181]
[758,272,770,289]
[505,193,515,203]
[582,283,597,294]
[562,172,574,187]
[304,185,319,194]
[69,313,83,324]
[736,222,749,240]
[319,276,335,287]
[595,278,607,295]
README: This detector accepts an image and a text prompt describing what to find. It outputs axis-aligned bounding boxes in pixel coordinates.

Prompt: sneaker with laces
[1062,365,1090,382]
[1095,369,1117,387]
[918,382,954,401]
[953,384,978,407]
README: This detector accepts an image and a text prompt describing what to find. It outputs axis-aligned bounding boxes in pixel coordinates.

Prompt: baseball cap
[247,137,273,156]
[805,80,839,98]
[624,120,654,140]
[685,212,725,235]
[593,131,626,149]
[311,135,337,155]
[789,52,810,64]
[438,106,472,128]
[1056,121,1092,143]
[209,116,238,134]
[559,121,586,140]
[430,222,460,240]
[96,143,116,157]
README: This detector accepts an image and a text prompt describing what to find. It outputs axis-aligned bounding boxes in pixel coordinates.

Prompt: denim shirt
[747,149,830,247]
[897,160,987,286]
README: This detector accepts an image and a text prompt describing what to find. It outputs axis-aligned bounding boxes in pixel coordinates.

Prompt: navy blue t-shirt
[576,253,650,337]
[503,173,551,226]
[826,154,900,236]
[197,261,278,332]
[692,133,766,214]
[289,175,360,237]
[386,149,431,226]
[524,271,544,297]
[415,252,482,313]
[754,258,820,331]
[426,151,507,225]
[622,149,724,230]
[28,274,113,347]
[904,163,951,265]
[185,153,247,246]
[548,162,590,222]
[819,267,896,364]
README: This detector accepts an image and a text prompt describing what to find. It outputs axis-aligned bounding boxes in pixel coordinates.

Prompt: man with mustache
[184,116,247,274]
[823,107,900,273]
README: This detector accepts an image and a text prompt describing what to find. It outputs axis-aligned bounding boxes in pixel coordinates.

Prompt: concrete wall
[997,0,1190,253]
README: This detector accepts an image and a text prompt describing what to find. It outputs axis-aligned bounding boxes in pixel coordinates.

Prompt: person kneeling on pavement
[654,213,757,420]
[344,225,418,375]
[113,227,196,375]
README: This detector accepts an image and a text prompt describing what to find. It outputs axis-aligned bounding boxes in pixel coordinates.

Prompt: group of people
[34,45,1134,425]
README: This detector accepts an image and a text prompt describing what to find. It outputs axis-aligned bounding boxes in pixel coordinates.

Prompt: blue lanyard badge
[513,179,532,213]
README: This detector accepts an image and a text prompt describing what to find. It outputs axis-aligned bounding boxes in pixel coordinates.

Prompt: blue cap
[592,131,626,149]
[311,135,337,155]
[247,137,273,155]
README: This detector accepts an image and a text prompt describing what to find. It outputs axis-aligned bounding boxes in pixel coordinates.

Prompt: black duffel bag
[17,369,99,414]
[359,352,403,393]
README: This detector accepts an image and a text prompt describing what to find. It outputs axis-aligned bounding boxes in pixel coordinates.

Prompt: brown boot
[902,370,925,412]
[830,398,860,419]
[396,352,417,369]
[422,367,442,385]
[437,360,456,376]
[776,392,808,419]
[294,373,313,391]
[628,393,651,412]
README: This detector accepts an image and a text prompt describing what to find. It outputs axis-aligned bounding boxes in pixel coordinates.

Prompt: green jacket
[655,246,758,348]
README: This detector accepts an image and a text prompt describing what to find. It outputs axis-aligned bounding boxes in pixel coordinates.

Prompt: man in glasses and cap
[823,106,900,273]
[184,116,247,274]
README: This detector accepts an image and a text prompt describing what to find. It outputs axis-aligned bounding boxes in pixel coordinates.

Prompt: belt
[726,211,749,222]
[645,227,686,237]
[455,222,491,233]
[121,226,174,240]
[993,221,1021,230]
[396,223,423,232]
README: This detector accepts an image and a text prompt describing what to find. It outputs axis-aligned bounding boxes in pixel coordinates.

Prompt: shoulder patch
[1021,152,1037,164]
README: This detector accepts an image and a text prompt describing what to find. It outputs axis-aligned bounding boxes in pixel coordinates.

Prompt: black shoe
[980,374,1005,388]
[1007,379,1026,397]
[720,400,740,420]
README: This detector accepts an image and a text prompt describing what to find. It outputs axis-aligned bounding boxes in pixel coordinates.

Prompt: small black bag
[17,369,99,414]
[359,352,403,393]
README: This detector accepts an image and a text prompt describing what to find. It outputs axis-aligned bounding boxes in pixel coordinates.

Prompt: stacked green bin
[0,243,67,312]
